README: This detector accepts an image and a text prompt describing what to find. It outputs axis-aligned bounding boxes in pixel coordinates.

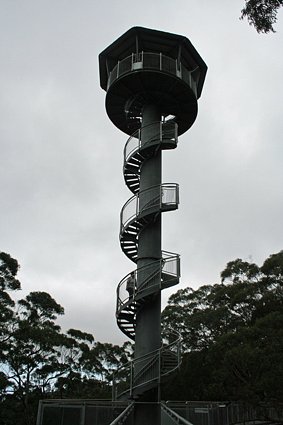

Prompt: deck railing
[107,52,199,97]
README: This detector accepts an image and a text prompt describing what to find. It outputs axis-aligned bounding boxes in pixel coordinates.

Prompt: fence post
[112,372,115,401]
[158,347,161,402]
[80,404,86,425]
[130,361,133,397]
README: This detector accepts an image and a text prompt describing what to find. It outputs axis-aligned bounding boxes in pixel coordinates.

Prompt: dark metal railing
[164,401,283,425]
[109,402,135,425]
[112,331,181,401]
[120,183,179,233]
[161,403,194,425]
[36,399,283,425]
[124,121,178,164]
[107,52,198,97]
[36,400,131,425]
[116,252,180,314]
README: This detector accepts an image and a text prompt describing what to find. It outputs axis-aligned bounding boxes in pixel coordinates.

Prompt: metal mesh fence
[38,400,283,425]
[165,401,283,425]
[37,401,130,425]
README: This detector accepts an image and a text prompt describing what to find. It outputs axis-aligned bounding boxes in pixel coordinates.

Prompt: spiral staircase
[113,121,182,400]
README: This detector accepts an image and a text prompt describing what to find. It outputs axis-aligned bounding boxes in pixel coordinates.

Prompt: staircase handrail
[161,329,182,350]
[113,346,161,400]
[117,253,180,312]
[109,402,135,425]
[112,330,181,400]
[161,403,194,425]
[120,183,179,233]
[117,265,159,312]
[124,121,178,164]
[160,329,182,377]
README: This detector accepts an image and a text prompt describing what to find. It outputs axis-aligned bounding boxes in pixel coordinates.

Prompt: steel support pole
[135,104,162,425]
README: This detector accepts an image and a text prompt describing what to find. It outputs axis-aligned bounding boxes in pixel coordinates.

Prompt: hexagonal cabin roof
[99,26,207,99]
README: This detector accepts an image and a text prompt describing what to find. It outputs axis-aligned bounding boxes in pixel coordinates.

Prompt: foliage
[162,251,283,403]
[0,290,66,425]
[0,252,131,425]
[240,0,283,33]
[0,252,21,347]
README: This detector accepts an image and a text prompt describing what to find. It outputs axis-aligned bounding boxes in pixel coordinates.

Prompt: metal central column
[135,105,162,402]
[134,104,161,423]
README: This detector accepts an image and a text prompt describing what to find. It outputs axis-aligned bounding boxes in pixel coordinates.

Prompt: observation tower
[99,27,207,425]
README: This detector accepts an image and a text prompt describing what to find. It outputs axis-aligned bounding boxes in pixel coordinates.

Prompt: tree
[82,341,131,384]
[240,0,283,33]
[54,329,96,399]
[0,252,21,348]
[0,252,21,293]
[162,276,261,351]
[55,340,133,399]
[0,252,134,424]
[162,251,283,403]
[1,291,66,425]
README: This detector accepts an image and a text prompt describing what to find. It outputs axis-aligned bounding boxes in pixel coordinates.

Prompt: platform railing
[107,52,198,97]
[162,250,181,279]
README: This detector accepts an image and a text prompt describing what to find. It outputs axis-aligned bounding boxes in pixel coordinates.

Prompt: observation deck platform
[99,26,207,136]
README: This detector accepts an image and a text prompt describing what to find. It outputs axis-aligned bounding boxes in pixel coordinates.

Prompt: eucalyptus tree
[240,0,283,33]
[162,251,283,402]
[0,252,21,348]
[1,291,66,425]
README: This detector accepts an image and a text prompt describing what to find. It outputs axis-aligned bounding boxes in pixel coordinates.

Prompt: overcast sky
[0,1,282,344]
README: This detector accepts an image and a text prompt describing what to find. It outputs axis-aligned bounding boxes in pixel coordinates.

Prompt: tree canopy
[0,252,132,425]
[162,251,283,402]
[240,0,283,33]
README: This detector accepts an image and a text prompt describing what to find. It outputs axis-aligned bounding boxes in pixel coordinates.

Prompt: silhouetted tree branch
[240,0,283,33]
